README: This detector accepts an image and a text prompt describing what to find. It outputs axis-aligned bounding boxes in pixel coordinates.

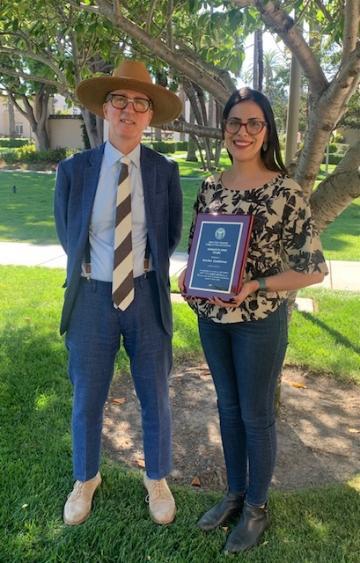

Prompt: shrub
[331,131,344,143]
[0,137,32,148]
[176,141,188,151]
[0,145,75,164]
[322,153,343,165]
[0,145,36,163]
[151,141,176,154]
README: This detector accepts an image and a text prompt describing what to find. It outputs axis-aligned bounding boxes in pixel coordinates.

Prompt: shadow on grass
[300,311,360,355]
[319,200,360,258]
[0,323,359,562]
[103,362,360,495]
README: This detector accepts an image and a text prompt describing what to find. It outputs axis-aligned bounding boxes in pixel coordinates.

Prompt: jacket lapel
[81,143,105,230]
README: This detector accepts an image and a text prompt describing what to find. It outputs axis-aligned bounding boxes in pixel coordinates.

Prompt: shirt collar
[104,141,141,169]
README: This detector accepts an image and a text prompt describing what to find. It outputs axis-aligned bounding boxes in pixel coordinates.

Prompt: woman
[178,88,328,554]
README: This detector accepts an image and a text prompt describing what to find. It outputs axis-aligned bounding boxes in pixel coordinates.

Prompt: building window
[15,123,24,136]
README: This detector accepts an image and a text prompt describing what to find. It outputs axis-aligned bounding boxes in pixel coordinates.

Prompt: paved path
[0,241,359,291]
[0,242,359,313]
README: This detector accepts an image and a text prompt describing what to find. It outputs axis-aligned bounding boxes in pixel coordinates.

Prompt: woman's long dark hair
[222,87,287,174]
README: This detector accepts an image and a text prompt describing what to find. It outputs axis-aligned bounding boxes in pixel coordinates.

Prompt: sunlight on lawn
[0,164,359,259]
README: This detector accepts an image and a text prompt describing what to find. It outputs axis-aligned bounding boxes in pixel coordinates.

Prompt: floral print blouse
[186,172,328,323]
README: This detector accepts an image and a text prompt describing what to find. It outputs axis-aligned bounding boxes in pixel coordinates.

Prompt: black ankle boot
[197,492,244,531]
[223,502,269,553]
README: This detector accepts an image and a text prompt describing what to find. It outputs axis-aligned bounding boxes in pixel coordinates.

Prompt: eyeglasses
[106,94,152,113]
[224,117,267,136]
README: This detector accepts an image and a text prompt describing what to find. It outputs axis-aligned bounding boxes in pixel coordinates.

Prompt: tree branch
[69,32,81,84]
[5,90,28,119]
[0,29,33,50]
[313,0,333,26]
[0,46,68,85]
[323,41,360,121]
[67,0,230,103]
[232,0,329,97]
[146,0,159,33]
[176,38,236,93]
[166,0,174,50]
[342,0,360,62]
[159,118,221,139]
[0,67,69,95]
[310,140,360,233]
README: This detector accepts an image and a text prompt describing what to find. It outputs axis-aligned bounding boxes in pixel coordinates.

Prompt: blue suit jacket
[54,143,182,336]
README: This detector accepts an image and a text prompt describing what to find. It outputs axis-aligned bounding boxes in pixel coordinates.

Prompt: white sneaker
[63,472,102,525]
[143,474,176,524]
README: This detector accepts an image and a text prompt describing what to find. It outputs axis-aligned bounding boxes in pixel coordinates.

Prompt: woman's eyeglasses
[106,94,152,113]
[224,117,267,136]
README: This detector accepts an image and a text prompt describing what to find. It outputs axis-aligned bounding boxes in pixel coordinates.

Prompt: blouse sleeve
[282,183,328,275]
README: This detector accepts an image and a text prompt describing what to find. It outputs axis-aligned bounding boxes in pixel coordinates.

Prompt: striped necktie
[112,157,134,310]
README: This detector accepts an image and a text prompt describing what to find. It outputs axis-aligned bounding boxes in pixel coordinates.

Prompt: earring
[262,142,268,151]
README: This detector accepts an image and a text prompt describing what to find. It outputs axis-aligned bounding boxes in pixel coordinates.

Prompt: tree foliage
[0,0,359,230]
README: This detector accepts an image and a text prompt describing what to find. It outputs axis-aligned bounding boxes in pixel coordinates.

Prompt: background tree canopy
[0,0,359,233]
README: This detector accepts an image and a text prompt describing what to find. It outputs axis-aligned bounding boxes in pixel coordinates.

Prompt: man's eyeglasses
[106,94,152,113]
[224,117,267,136]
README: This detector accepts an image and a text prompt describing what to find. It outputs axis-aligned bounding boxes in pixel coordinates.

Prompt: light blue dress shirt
[87,141,151,281]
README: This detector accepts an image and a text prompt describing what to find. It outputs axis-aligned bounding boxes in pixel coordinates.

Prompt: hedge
[142,141,188,153]
[0,138,32,148]
[176,141,188,151]
[0,145,75,163]
[150,141,177,154]
[322,153,343,165]
[328,142,348,155]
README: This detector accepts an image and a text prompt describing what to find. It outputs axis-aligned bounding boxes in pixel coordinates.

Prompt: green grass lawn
[0,265,359,562]
[319,198,360,261]
[0,266,359,383]
[1,160,359,259]
[0,171,57,244]
[288,288,360,382]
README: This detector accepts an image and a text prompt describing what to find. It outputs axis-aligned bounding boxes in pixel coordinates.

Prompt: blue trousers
[198,302,288,506]
[65,273,172,481]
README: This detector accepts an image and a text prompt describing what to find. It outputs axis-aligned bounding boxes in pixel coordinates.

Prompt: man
[54,60,182,526]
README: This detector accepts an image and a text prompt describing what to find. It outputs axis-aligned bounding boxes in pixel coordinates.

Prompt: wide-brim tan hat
[76,60,182,126]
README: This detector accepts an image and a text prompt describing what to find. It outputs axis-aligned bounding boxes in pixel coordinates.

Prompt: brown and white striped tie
[112,157,134,310]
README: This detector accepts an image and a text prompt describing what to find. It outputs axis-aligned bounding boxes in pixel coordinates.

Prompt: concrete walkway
[0,242,359,314]
[0,241,359,291]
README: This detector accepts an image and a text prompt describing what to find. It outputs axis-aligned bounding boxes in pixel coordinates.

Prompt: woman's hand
[177,268,187,293]
[178,268,197,303]
[209,280,258,308]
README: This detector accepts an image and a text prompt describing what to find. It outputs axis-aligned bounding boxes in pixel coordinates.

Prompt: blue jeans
[65,273,172,481]
[198,302,288,506]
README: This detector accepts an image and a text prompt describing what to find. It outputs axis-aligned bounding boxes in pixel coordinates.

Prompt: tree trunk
[81,108,103,147]
[285,53,302,166]
[178,85,186,142]
[310,139,360,232]
[253,29,263,91]
[186,107,198,162]
[8,97,16,138]
[35,89,50,150]
[24,87,51,150]
[33,126,50,151]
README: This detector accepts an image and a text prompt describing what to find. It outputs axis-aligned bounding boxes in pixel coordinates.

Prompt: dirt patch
[103,364,360,492]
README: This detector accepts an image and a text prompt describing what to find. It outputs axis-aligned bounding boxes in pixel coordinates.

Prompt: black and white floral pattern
[187,173,328,323]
